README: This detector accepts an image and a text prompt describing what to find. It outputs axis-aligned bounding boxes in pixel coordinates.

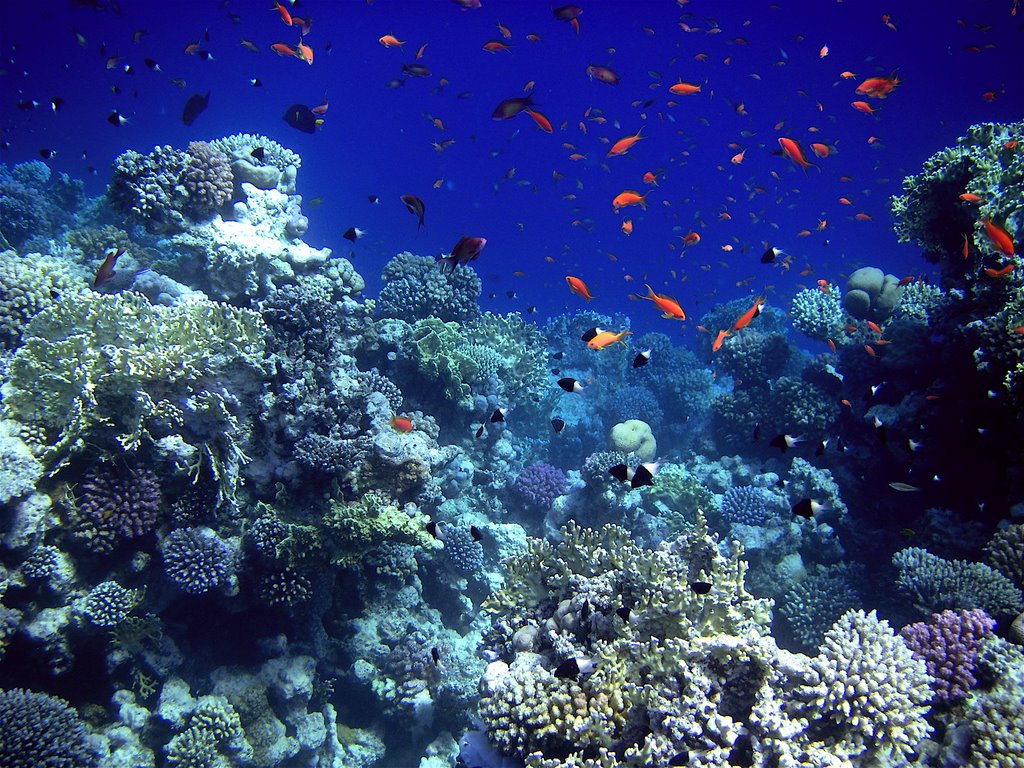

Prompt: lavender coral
[900,608,995,702]
[72,462,163,553]
[511,462,567,508]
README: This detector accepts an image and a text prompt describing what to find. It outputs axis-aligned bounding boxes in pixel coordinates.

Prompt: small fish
[282,103,322,134]
[368,195,380,204]
[690,581,712,595]
[343,227,366,242]
[632,349,651,368]
[583,327,631,350]
[106,110,128,126]
[551,418,566,433]
[889,482,920,492]
[778,137,813,171]
[431,647,441,666]
[761,245,785,264]
[490,408,507,423]
[642,284,685,320]
[475,425,486,439]
[438,235,486,272]
[770,434,803,453]
[181,91,210,126]
[390,416,414,433]
[565,275,593,301]
[615,606,631,622]
[401,194,426,229]
[426,521,444,540]
[791,498,824,519]
[608,462,658,488]
[711,329,730,352]
[492,96,536,120]
[558,377,584,393]
[94,246,126,287]
[554,656,596,679]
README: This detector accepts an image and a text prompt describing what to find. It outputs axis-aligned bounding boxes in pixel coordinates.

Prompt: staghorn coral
[0,688,96,768]
[1,291,268,494]
[377,252,481,323]
[900,608,995,703]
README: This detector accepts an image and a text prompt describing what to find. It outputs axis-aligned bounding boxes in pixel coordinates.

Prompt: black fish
[551,418,565,433]
[581,327,600,343]
[490,408,506,423]
[609,464,630,483]
[632,349,650,368]
[475,425,486,438]
[368,195,379,204]
[761,245,782,264]
[609,462,658,489]
[470,526,484,541]
[343,227,366,242]
[426,521,444,540]
[506,290,517,299]
[769,433,801,453]
[283,103,319,134]
[752,422,761,442]
[669,750,690,766]
[558,377,583,393]
[431,647,441,666]
[616,606,631,622]
[107,110,127,126]
[181,91,210,126]
[551,351,564,360]
[580,600,591,621]
[690,581,712,595]
[553,657,595,679]
[792,498,823,519]
[250,146,265,161]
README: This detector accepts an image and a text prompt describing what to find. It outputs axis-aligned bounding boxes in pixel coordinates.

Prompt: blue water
[3,1,1024,767]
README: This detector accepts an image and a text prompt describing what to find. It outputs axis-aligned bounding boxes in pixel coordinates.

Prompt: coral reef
[843,266,904,321]
[0,251,86,350]
[161,527,236,594]
[719,485,783,526]
[893,546,1024,618]
[899,608,995,703]
[790,285,846,341]
[511,462,567,509]
[0,687,96,767]
[377,252,481,323]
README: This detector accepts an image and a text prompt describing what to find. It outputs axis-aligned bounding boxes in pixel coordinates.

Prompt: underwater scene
[2,0,1024,766]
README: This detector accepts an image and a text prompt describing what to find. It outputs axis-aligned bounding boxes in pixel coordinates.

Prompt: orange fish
[984,264,1014,278]
[960,192,983,202]
[730,149,746,165]
[681,231,701,246]
[587,329,631,350]
[274,1,293,26]
[525,109,553,133]
[642,284,686,320]
[839,70,857,79]
[810,143,831,158]
[669,80,701,95]
[778,137,813,171]
[379,34,405,47]
[827,338,837,353]
[817,279,830,293]
[612,190,647,210]
[607,128,644,157]
[732,295,766,332]
[864,344,877,358]
[854,213,872,221]
[296,39,313,64]
[866,320,882,334]
[1005,140,1018,150]
[962,233,970,259]
[840,398,852,408]
[390,416,414,433]
[851,100,876,114]
[482,40,512,53]
[855,75,900,98]
[642,171,658,185]
[621,219,633,236]
[981,218,1015,256]
[565,275,593,301]
[711,329,731,352]
[271,42,296,56]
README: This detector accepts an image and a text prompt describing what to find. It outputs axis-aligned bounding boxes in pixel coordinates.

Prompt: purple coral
[513,462,567,508]
[900,608,995,702]
[78,462,162,547]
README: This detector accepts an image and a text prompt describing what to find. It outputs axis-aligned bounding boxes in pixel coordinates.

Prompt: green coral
[645,462,716,534]
[322,490,433,569]
[0,292,268,495]
[790,285,845,341]
[891,120,1023,263]
[404,312,547,410]
[0,250,86,349]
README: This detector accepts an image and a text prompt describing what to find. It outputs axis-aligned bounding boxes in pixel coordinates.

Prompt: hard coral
[0,687,97,768]
[161,526,235,594]
[790,285,845,342]
[512,462,567,508]
[378,252,481,323]
[182,141,233,221]
[900,608,995,702]
[893,546,1024,618]
[73,462,162,552]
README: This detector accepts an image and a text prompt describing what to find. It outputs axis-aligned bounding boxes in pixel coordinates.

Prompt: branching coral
[0,688,96,767]
[322,489,434,569]
[790,285,845,341]
[1,292,268,502]
[893,546,1024,617]
[0,250,86,350]
[377,252,481,323]
[900,608,994,703]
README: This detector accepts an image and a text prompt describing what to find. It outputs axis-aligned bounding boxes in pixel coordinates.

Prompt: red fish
[642,284,685,320]
[271,42,296,57]
[981,218,1015,256]
[553,5,582,35]
[732,295,766,332]
[390,416,414,433]
[273,1,293,26]
[607,128,643,157]
[401,194,425,229]
[566,275,593,301]
[711,329,730,352]
[438,236,487,272]
[855,74,900,98]
[984,263,1014,278]
[778,137,813,171]
[525,109,553,133]
[94,246,126,287]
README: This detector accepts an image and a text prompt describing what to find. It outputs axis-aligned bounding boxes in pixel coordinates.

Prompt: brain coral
[0,688,96,768]
[377,252,481,323]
